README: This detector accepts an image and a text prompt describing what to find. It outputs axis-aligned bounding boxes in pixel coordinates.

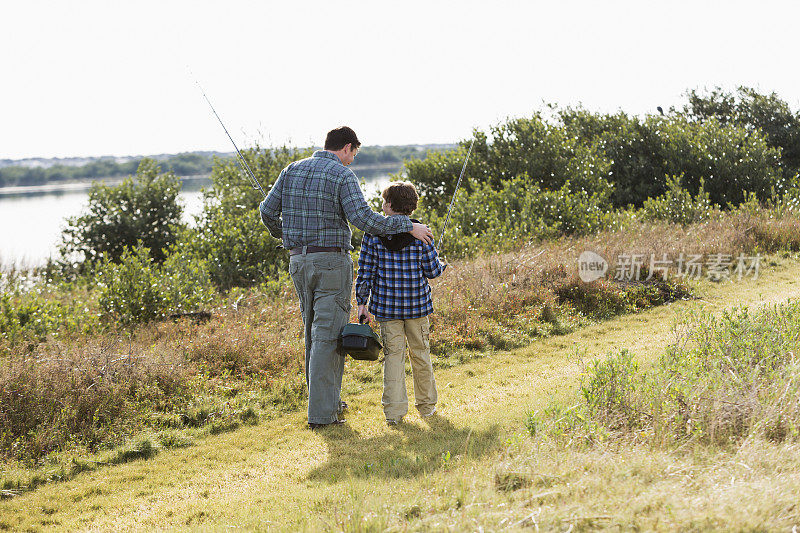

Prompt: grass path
[3,258,800,531]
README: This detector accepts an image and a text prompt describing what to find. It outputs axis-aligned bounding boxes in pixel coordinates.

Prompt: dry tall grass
[0,337,188,461]
[3,210,800,468]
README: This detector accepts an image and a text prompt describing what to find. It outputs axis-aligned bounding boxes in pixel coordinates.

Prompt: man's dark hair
[324,126,361,151]
[382,181,419,215]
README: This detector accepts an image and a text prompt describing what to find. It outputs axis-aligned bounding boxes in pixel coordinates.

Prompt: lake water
[0,167,396,267]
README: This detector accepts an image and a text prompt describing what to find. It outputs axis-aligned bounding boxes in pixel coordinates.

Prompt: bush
[680,86,800,179]
[159,244,216,315]
[560,108,666,206]
[404,115,612,213]
[560,108,784,207]
[0,284,100,352]
[532,301,800,447]
[188,145,313,289]
[407,105,782,219]
[59,159,184,266]
[402,145,478,213]
[580,349,639,430]
[418,175,615,258]
[477,115,612,198]
[641,175,718,225]
[555,276,691,320]
[653,304,800,444]
[97,244,214,328]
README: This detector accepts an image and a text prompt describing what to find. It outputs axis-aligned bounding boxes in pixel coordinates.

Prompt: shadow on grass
[306,413,501,483]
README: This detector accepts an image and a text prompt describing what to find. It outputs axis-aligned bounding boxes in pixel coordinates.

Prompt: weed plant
[530,300,800,448]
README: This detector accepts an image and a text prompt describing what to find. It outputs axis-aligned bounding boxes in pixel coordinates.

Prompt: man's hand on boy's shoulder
[410,222,433,245]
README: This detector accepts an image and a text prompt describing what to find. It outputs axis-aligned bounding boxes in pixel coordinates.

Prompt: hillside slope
[2,257,800,531]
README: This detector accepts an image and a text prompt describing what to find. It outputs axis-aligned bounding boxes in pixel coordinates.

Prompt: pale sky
[2,0,799,160]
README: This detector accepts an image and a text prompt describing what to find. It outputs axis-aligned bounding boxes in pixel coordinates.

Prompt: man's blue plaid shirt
[355,233,447,321]
[259,150,412,250]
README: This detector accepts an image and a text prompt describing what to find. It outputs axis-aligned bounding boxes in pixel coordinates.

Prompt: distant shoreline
[0,145,450,191]
[0,162,404,196]
[0,174,212,196]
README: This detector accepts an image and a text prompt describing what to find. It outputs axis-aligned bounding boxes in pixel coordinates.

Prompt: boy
[355,182,447,425]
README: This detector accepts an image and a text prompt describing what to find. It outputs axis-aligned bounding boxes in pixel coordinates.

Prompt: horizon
[2,0,799,160]
[0,143,456,167]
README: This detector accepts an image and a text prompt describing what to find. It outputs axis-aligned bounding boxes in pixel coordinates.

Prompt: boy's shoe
[420,407,437,418]
[386,417,403,426]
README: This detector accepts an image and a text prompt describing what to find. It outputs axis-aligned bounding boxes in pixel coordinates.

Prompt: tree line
[0,145,445,188]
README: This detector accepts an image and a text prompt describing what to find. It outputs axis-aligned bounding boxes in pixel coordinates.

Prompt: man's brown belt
[288,246,343,256]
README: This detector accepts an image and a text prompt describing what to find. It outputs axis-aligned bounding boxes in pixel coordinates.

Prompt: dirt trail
[3,258,799,531]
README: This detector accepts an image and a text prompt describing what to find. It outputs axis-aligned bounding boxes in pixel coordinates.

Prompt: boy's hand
[357,304,372,324]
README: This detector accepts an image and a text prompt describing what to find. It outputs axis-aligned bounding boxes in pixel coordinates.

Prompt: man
[259,126,434,429]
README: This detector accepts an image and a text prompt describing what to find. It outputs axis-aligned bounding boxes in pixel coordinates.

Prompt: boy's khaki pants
[379,316,438,420]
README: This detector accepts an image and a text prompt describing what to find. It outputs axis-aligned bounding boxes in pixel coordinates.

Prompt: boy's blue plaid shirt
[355,233,447,321]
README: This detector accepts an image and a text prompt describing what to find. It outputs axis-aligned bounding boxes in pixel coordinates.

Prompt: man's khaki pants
[379,316,438,420]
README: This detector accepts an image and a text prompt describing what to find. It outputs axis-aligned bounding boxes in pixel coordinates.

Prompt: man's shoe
[386,417,403,426]
[421,407,437,418]
[309,419,345,430]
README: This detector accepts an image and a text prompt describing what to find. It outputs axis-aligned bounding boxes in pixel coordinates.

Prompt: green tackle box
[340,322,382,361]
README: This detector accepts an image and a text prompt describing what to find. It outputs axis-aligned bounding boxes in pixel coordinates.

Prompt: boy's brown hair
[382,181,419,215]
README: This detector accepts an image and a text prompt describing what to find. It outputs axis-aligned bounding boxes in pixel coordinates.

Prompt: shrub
[555,276,691,320]
[0,286,100,352]
[97,244,214,328]
[418,175,615,258]
[478,115,612,197]
[652,304,800,444]
[532,301,800,447]
[404,115,612,214]
[770,185,800,217]
[407,105,782,218]
[560,108,667,206]
[402,145,477,213]
[680,86,800,179]
[188,145,313,289]
[579,349,640,430]
[665,116,782,206]
[560,108,784,208]
[159,244,216,315]
[640,175,718,225]
[59,159,184,266]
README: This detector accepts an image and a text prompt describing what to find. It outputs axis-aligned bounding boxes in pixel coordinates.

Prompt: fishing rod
[192,77,267,198]
[437,137,475,250]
